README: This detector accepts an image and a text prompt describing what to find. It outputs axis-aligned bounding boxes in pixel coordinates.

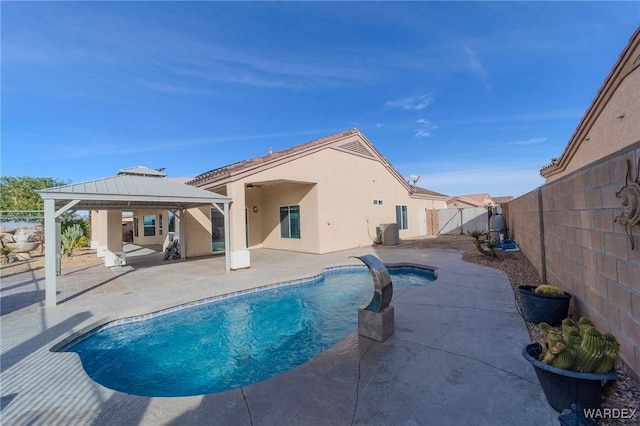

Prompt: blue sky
[2,2,639,198]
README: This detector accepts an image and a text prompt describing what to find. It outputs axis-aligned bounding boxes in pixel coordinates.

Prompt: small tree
[0,176,68,221]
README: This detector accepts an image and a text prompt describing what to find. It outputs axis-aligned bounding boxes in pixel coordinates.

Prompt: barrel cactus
[537,317,619,375]
[534,284,565,296]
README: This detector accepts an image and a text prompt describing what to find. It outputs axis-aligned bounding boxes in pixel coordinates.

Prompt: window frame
[143,214,156,237]
[279,205,301,239]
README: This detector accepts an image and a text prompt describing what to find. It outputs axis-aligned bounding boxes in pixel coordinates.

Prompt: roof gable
[541,27,640,179]
[187,129,447,200]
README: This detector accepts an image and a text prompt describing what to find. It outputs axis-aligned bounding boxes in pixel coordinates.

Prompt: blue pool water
[63,266,435,397]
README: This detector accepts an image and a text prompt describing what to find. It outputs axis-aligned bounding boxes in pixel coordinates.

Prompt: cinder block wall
[503,189,545,281]
[506,142,640,380]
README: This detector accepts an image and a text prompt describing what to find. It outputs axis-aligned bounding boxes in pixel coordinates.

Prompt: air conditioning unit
[379,223,399,245]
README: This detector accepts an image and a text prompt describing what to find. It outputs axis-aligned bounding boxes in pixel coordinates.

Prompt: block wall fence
[503,141,640,380]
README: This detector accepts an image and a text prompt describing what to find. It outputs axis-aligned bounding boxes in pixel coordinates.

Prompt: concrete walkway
[0,245,557,425]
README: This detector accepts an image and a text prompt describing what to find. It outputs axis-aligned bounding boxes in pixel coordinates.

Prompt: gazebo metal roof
[38,167,232,307]
[39,167,230,211]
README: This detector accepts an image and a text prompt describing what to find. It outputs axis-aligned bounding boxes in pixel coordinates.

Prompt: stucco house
[180,129,448,269]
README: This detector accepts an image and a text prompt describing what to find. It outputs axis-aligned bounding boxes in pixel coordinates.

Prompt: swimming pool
[60,265,435,397]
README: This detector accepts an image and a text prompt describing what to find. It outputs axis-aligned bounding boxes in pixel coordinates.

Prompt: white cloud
[414,118,438,138]
[386,94,432,111]
[464,45,487,80]
[508,137,548,146]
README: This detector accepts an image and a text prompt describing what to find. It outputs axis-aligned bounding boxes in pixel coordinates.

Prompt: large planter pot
[523,343,617,412]
[517,285,571,325]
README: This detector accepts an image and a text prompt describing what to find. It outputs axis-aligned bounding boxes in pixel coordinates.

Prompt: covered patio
[37,166,231,307]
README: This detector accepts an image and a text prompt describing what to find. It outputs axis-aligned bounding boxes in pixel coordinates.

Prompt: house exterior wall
[183,206,214,258]
[192,147,447,257]
[505,142,640,379]
[222,148,446,254]
[132,209,169,246]
[542,28,640,182]
[551,71,640,180]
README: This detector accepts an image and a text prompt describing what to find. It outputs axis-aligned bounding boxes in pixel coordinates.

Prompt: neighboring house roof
[447,193,493,207]
[187,128,448,199]
[446,196,486,207]
[541,27,640,179]
[492,196,514,204]
[39,169,230,211]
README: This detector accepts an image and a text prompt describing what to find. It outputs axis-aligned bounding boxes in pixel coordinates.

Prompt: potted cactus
[517,284,571,325]
[522,318,619,412]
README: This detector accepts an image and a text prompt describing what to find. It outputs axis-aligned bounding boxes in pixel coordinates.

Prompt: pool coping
[50,262,437,353]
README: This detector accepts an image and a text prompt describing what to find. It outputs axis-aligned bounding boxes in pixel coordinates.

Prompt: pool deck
[1,245,558,425]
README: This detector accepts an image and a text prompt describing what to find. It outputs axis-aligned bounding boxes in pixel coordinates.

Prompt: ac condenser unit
[379,223,399,245]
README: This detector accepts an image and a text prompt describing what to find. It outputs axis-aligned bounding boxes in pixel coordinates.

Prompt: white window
[143,215,156,237]
[280,205,300,239]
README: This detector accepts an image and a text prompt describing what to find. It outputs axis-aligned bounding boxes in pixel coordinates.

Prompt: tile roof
[187,128,448,200]
[188,129,361,186]
[412,186,448,198]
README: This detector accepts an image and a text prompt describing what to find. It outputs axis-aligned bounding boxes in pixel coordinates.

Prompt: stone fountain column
[352,254,394,342]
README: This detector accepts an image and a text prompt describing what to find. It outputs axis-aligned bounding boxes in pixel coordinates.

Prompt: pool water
[64,266,435,397]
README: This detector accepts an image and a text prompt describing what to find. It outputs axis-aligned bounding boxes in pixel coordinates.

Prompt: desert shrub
[76,235,90,248]
[61,224,84,257]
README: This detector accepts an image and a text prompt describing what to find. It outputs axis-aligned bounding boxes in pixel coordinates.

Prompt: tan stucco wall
[547,58,640,181]
[183,206,214,257]
[132,209,169,246]
[223,148,446,254]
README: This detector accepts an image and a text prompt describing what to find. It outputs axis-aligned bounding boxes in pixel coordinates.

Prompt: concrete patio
[1,245,557,425]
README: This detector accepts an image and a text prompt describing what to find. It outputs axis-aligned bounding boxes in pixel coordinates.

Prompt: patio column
[43,198,80,307]
[226,182,250,269]
[178,208,186,260]
[44,198,58,307]
[211,202,231,272]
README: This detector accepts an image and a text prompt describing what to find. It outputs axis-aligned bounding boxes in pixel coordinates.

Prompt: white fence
[438,207,489,235]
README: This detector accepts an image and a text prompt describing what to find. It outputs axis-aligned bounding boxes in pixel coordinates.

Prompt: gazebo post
[224,202,230,272]
[43,198,58,307]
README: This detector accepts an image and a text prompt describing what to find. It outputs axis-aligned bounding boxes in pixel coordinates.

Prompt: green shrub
[61,224,84,257]
[76,235,90,248]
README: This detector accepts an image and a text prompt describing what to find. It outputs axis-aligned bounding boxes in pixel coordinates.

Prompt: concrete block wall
[503,190,545,281]
[505,141,640,380]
